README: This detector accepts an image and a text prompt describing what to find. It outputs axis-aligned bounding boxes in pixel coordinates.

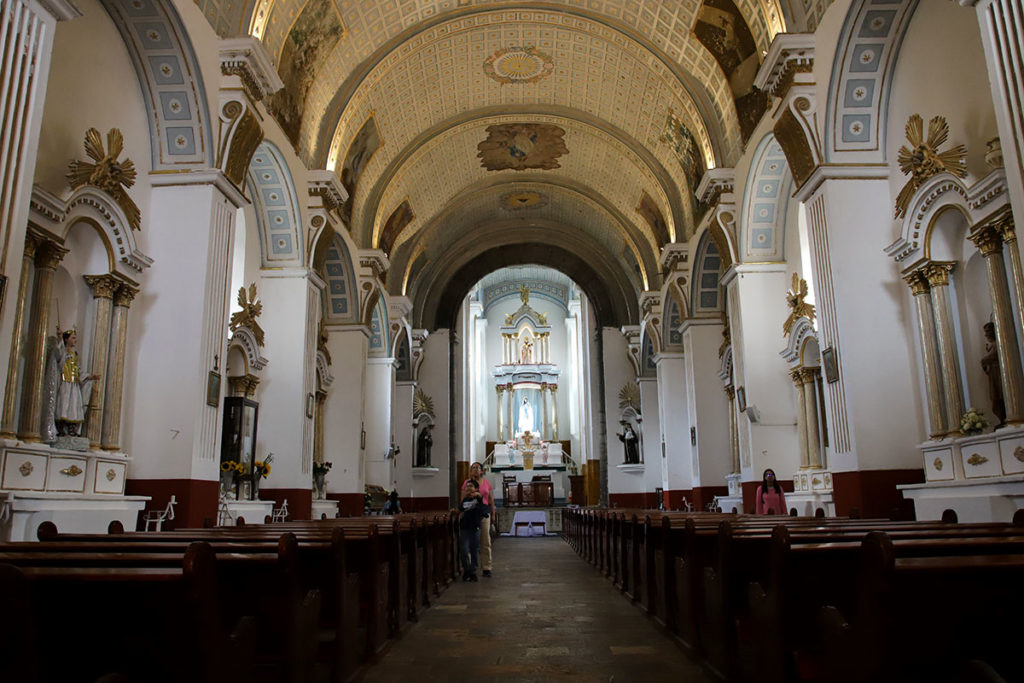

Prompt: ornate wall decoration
[98,0,212,169]
[500,191,547,211]
[67,128,141,231]
[693,0,767,142]
[322,235,357,323]
[692,233,725,314]
[742,135,793,261]
[221,103,263,189]
[482,45,554,85]
[636,191,671,247]
[229,283,265,347]
[783,272,816,336]
[378,200,414,257]
[413,387,435,419]
[368,293,389,354]
[618,381,641,414]
[247,142,304,265]
[894,114,967,218]
[267,0,345,146]
[477,123,568,171]
[660,109,706,193]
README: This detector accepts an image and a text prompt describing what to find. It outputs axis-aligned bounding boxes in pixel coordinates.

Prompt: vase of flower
[250,470,261,500]
[312,461,332,501]
[220,460,241,499]
[249,453,273,501]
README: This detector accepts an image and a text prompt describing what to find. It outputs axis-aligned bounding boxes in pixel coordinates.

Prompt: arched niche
[691,230,726,316]
[225,325,268,397]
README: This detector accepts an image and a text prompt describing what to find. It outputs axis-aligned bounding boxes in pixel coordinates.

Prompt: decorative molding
[228,325,269,373]
[148,168,248,208]
[307,170,349,212]
[754,32,815,99]
[696,167,736,206]
[247,142,304,265]
[358,249,390,280]
[659,243,689,273]
[218,37,283,101]
[742,134,793,261]
[780,316,817,364]
[894,115,967,218]
[315,349,334,388]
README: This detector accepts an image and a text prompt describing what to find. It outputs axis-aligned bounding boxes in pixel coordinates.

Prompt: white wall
[416,330,450,501]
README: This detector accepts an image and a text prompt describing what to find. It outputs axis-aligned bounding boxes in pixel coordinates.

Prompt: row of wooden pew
[562,508,1024,683]
[0,512,462,683]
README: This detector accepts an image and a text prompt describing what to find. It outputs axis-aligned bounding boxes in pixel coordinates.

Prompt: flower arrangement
[960,407,988,435]
[313,461,333,477]
[251,452,274,478]
[220,460,244,474]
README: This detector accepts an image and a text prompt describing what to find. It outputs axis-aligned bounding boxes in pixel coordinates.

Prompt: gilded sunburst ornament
[618,381,641,413]
[67,128,141,231]
[413,387,435,418]
[895,114,967,218]
[783,272,815,337]
[230,283,265,347]
[483,46,554,85]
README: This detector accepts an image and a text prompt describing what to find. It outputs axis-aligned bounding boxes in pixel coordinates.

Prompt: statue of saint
[981,322,1006,427]
[520,337,534,364]
[416,426,433,467]
[518,396,534,434]
[45,328,98,439]
[617,423,640,464]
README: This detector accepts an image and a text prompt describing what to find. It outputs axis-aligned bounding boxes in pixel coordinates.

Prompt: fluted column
[18,240,67,441]
[506,383,514,440]
[101,282,137,450]
[970,224,1024,423]
[82,274,119,448]
[791,368,810,469]
[995,214,1024,337]
[495,385,504,439]
[961,0,1024,224]
[905,270,946,437]
[541,382,549,439]
[924,261,964,434]
[550,384,559,440]
[1,233,38,437]
[801,367,823,469]
[725,385,739,473]
[314,390,326,465]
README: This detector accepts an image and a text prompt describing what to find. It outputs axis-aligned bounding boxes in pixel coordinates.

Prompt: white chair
[271,498,289,522]
[143,495,177,531]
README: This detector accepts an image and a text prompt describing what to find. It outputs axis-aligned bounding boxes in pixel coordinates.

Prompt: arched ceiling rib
[363,113,679,256]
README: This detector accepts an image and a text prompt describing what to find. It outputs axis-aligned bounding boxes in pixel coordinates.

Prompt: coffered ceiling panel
[365,115,676,255]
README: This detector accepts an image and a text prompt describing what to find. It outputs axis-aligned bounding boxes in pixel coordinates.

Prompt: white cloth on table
[511,510,547,536]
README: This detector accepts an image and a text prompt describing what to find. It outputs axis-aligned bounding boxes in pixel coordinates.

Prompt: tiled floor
[363,536,714,682]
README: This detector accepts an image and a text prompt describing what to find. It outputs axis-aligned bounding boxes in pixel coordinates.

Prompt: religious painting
[378,199,414,257]
[477,123,568,171]
[206,371,221,407]
[636,191,670,247]
[660,110,706,194]
[267,0,345,146]
[822,347,839,384]
[693,0,767,142]
[339,115,381,221]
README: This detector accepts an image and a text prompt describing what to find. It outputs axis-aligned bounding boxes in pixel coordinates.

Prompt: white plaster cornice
[680,317,724,332]
[754,33,815,97]
[659,243,689,272]
[149,169,249,208]
[696,167,736,204]
[358,249,390,279]
[792,163,889,203]
[388,295,413,322]
[307,170,348,211]
[38,0,83,21]
[218,37,284,100]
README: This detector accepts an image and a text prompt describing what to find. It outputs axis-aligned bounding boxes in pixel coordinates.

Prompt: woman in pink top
[755,468,788,515]
[461,462,495,576]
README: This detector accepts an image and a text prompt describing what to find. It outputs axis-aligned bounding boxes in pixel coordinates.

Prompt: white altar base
[312,499,339,519]
[222,499,274,525]
[0,440,148,540]
[899,427,1024,522]
[495,507,562,535]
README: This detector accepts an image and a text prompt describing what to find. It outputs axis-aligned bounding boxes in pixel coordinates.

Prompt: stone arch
[661,277,688,353]
[640,322,659,378]
[316,233,359,324]
[885,173,972,265]
[59,186,153,278]
[98,0,213,170]
[691,231,726,316]
[741,134,793,262]
[825,0,919,162]
[367,290,390,357]
[246,141,304,266]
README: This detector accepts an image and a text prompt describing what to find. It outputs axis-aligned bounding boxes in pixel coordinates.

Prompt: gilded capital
[113,283,138,307]
[34,241,67,270]
[922,261,956,287]
[724,384,735,400]
[84,274,120,300]
[496,385,505,395]
[23,233,40,261]
[549,384,558,394]
[994,212,1016,244]
[904,269,930,295]
[799,367,819,384]
[790,368,804,386]
[969,224,1003,257]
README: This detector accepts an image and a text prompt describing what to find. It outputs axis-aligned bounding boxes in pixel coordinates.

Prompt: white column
[364,357,395,488]
[655,351,688,496]
[0,0,80,403]
[255,269,321,491]
[541,383,550,439]
[791,369,810,469]
[721,264,798,478]
[128,174,244,481]
[322,324,368,495]
[961,0,1024,227]
[392,380,415,497]
[683,319,732,492]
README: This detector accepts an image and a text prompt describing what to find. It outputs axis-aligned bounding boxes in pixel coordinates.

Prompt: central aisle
[364,535,714,681]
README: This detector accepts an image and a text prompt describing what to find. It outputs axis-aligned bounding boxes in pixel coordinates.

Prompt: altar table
[511,510,548,536]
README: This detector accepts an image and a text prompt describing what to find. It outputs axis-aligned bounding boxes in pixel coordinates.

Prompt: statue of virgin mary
[518,396,534,435]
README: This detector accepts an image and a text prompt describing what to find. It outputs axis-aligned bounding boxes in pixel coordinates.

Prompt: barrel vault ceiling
[195,0,802,327]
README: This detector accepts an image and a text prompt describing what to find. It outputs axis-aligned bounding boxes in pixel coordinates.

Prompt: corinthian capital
[969,224,1004,257]
[922,261,956,287]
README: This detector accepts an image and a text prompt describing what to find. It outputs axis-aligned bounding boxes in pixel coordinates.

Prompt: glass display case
[220,397,258,499]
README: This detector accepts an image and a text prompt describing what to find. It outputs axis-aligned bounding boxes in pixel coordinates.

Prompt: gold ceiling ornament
[482,45,554,85]
[895,114,967,218]
[783,272,815,336]
[413,387,435,418]
[67,128,141,231]
[229,282,265,347]
[618,381,641,414]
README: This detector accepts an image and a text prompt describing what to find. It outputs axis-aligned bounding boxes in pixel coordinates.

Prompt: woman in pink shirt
[755,468,788,515]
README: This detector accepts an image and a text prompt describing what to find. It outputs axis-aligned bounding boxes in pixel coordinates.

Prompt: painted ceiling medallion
[501,191,547,210]
[483,46,553,85]
[478,123,568,171]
